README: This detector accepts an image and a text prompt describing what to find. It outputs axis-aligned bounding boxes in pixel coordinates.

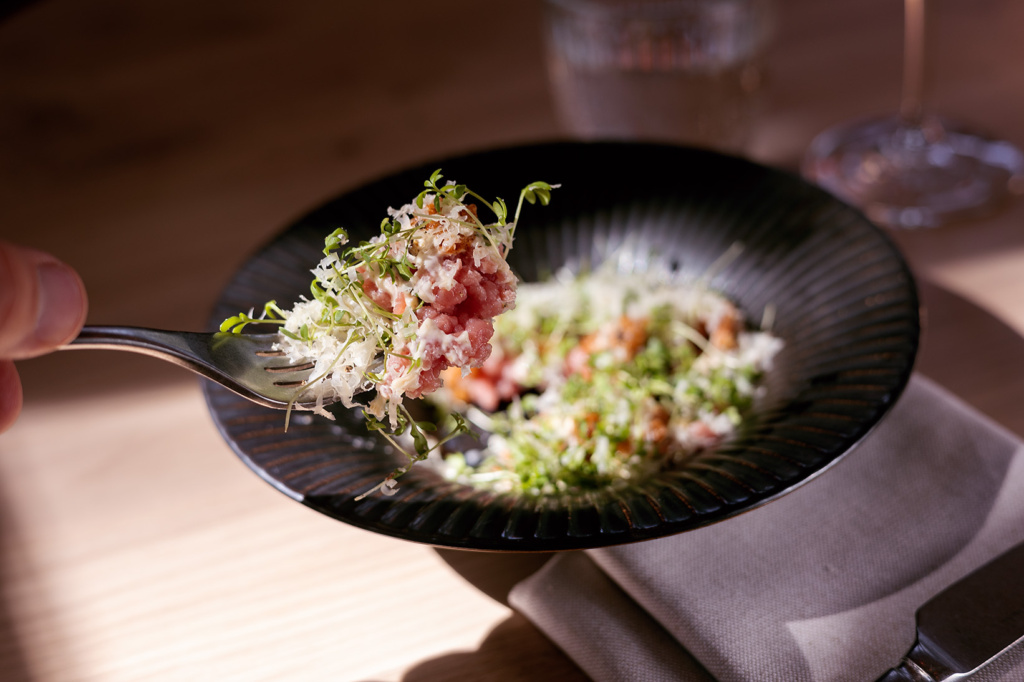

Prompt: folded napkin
[510,375,1024,681]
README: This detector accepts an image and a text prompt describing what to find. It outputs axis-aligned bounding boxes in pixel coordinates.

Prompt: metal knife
[877,541,1024,681]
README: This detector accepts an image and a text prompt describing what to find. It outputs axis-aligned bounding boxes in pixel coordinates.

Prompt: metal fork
[62,326,337,410]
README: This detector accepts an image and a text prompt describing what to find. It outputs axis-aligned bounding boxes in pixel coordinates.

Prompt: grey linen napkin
[510,375,1024,681]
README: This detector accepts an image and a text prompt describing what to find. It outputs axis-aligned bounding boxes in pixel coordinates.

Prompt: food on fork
[221,170,556,496]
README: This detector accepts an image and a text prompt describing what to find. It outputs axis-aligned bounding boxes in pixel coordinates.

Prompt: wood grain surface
[1,1,1023,680]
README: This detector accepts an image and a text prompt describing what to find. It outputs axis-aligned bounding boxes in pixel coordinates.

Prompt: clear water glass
[543,0,774,153]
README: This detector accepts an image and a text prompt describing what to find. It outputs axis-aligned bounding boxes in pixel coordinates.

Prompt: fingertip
[0,241,89,358]
[35,260,89,347]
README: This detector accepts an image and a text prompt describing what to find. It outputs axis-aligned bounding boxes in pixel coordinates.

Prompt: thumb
[0,241,88,359]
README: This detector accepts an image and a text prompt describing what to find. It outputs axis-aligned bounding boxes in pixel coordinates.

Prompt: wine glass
[801,0,1024,229]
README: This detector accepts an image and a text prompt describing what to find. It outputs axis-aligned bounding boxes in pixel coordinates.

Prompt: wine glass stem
[900,0,926,126]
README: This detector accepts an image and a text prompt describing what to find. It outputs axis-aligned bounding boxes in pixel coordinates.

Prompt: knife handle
[876,638,966,681]
[876,660,936,682]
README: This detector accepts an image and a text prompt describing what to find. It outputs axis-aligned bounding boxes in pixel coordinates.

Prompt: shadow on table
[401,612,589,682]
[914,280,1024,437]
[434,551,553,607]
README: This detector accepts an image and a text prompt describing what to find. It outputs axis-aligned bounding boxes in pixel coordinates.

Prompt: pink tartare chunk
[362,205,517,413]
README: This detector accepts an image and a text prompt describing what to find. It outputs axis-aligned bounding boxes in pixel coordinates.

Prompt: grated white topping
[270,187,515,425]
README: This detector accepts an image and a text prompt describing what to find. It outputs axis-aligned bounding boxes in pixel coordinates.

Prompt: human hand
[0,241,88,433]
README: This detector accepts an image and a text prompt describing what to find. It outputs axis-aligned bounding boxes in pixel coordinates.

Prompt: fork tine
[264,361,315,373]
[272,379,308,388]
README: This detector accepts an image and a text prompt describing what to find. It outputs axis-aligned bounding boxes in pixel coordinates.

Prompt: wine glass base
[802,114,1024,229]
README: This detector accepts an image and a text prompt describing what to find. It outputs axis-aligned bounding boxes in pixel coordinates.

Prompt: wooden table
[2,1,1023,679]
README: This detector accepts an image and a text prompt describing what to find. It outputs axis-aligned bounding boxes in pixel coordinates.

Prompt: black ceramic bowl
[203,142,919,551]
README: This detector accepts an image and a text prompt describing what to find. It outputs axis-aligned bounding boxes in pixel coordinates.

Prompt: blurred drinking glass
[542,0,774,154]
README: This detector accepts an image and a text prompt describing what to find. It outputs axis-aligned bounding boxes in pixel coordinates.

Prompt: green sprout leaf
[323,228,349,255]
[523,181,555,206]
[493,197,508,225]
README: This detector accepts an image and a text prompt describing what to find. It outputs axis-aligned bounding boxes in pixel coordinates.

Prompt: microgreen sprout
[219,300,289,334]
[354,407,474,501]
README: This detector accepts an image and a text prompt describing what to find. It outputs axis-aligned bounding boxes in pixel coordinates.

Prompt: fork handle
[65,325,209,363]
[61,325,222,382]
